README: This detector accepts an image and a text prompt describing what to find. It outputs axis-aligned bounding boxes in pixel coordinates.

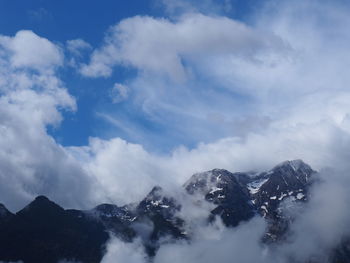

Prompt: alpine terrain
[0,160,347,263]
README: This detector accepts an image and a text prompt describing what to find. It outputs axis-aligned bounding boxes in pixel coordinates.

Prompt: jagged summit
[137,185,180,215]
[184,168,255,227]
[272,159,314,175]
[91,203,135,223]
[246,160,316,220]
[184,168,236,194]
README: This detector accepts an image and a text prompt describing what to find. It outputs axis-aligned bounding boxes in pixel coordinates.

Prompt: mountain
[134,186,186,255]
[0,196,109,263]
[183,160,316,242]
[0,160,344,263]
[184,168,256,227]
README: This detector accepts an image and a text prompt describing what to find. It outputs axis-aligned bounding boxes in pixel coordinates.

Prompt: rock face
[135,186,186,256]
[183,160,316,242]
[249,160,315,218]
[0,159,342,263]
[184,169,256,227]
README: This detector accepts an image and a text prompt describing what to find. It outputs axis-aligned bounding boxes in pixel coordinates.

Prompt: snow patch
[261,205,268,213]
[296,193,305,200]
[247,178,269,194]
[209,187,223,194]
[278,193,287,200]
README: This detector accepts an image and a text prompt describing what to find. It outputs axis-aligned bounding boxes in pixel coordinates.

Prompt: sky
[3,0,350,262]
[0,0,260,151]
[1,0,350,213]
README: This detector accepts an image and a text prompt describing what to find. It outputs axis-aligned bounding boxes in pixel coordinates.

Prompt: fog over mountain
[0,160,349,262]
[1,0,350,262]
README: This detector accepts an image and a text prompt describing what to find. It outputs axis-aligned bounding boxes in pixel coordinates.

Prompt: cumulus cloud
[0,30,63,72]
[0,31,95,211]
[80,13,287,81]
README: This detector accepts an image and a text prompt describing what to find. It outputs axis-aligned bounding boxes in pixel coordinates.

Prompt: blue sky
[3,1,350,261]
[0,0,157,147]
[0,0,262,152]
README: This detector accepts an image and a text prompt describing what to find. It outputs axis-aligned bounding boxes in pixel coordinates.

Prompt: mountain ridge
[1,159,346,263]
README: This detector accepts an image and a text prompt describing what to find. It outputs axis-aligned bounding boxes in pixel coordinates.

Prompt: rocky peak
[184,169,238,195]
[90,203,135,223]
[17,195,65,220]
[248,160,316,219]
[137,186,180,215]
[184,169,255,227]
[272,160,314,179]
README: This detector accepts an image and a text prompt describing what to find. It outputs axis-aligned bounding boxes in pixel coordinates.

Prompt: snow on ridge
[247,178,269,194]
[209,187,223,194]
[296,193,305,200]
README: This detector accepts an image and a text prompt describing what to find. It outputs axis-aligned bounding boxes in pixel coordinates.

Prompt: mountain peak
[273,159,312,172]
[17,195,64,217]
[34,195,50,202]
[184,169,235,194]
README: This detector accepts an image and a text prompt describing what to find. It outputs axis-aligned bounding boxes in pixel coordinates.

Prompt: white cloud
[80,13,287,81]
[66,38,92,57]
[101,238,147,263]
[0,31,96,211]
[110,83,129,103]
[153,217,268,263]
[163,0,233,14]
[77,0,350,152]
[0,30,63,72]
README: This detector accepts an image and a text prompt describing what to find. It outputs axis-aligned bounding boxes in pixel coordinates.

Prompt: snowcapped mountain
[184,168,256,227]
[184,160,315,223]
[0,160,345,263]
